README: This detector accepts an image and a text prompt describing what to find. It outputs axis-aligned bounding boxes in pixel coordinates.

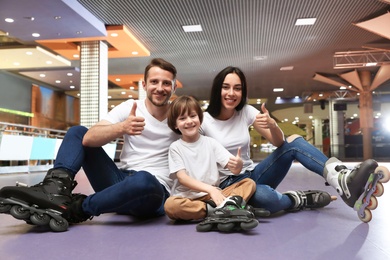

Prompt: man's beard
[147,93,170,107]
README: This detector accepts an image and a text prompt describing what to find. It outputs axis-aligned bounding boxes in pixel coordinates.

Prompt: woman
[200,66,382,216]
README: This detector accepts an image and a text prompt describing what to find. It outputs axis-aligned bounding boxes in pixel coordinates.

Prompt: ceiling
[1,0,390,123]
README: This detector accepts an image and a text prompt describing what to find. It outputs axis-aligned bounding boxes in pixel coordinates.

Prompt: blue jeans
[54,126,169,218]
[220,136,328,213]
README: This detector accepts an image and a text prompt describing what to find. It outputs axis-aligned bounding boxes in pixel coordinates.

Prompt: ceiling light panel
[182,25,203,32]
[0,46,71,69]
[295,18,317,26]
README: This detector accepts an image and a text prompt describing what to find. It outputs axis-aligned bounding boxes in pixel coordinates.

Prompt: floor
[1,162,390,260]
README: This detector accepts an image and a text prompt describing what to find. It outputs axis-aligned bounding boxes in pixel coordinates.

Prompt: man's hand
[122,102,145,135]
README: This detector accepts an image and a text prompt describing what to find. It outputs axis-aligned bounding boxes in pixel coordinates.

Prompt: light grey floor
[1,162,390,260]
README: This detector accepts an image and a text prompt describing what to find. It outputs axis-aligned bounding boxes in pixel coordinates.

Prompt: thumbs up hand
[227,147,243,175]
[122,102,145,135]
[255,103,277,129]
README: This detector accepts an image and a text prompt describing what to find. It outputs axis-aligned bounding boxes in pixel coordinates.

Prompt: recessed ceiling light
[55,80,61,83]
[46,61,52,64]
[182,24,202,32]
[32,33,40,37]
[132,51,138,55]
[26,51,33,55]
[110,33,118,37]
[295,18,316,26]
[365,62,377,66]
[280,66,294,71]
[39,74,46,77]
[254,56,267,61]
[273,88,284,92]
[5,18,14,23]
[73,54,79,58]
[70,85,75,89]
[116,78,121,82]
[67,73,73,76]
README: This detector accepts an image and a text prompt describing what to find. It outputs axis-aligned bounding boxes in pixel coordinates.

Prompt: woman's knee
[286,134,302,143]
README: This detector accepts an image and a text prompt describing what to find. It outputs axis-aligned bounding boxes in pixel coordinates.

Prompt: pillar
[359,70,373,160]
[313,118,323,150]
[329,99,345,158]
[79,41,108,128]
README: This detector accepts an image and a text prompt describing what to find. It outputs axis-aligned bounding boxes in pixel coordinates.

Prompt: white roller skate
[323,157,390,222]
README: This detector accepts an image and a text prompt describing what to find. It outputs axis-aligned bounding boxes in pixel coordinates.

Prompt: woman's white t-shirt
[103,99,179,192]
[200,105,259,181]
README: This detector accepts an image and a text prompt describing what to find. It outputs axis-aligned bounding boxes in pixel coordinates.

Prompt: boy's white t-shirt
[200,104,259,180]
[168,135,231,199]
[103,99,179,192]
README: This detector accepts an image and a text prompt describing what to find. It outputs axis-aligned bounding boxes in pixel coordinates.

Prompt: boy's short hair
[167,95,203,135]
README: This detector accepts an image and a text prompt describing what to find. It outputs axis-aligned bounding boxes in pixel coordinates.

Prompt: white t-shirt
[200,105,259,180]
[103,99,179,192]
[168,135,232,199]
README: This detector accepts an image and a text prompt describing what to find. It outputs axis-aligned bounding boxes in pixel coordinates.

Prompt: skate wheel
[240,219,258,231]
[373,182,384,197]
[375,166,390,183]
[196,223,213,232]
[366,196,378,210]
[30,213,50,225]
[10,205,30,220]
[359,209,372,223]
[0,203,12,213]
[217,222,235,232]
[49,218,69,232]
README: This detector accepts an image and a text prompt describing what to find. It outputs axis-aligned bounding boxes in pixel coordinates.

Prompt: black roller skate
[323,157,390,222]
[0,168,89,232]
[283,190,333,212]
[196,196,267,232]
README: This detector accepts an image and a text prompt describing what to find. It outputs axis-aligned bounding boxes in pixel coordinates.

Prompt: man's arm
[82,102,145,147]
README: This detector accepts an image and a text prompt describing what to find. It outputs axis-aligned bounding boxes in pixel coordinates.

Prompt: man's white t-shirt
[168,135,231,199]
[103,99,179,192]
[200,105,259,181]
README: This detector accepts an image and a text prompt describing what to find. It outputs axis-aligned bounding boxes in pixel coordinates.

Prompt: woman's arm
[252,103,285,147]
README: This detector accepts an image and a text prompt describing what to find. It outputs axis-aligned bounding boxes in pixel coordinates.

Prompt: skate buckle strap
[339,169,351,199]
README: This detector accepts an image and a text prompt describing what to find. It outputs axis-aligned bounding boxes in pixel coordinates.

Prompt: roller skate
[323,157,390,222]
[196,196,268,232]
[284,190,334,212]
[0,168,89,232]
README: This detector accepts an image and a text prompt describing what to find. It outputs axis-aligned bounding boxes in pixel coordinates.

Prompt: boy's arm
[176,170,226,206]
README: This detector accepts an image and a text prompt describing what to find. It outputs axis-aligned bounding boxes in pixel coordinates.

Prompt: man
[0,58,179,231]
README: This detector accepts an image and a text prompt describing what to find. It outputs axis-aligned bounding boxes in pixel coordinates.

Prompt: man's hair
[144,58,177,81]
[167,95,203,135]
[206,66,247,118]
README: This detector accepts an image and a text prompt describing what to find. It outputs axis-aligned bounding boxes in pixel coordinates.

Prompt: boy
[164,95,263,232]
